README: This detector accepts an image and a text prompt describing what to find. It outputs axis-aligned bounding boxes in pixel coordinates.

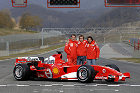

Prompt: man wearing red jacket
[64,34,78,65]
[77,35,88,65]
[86,36,100,65]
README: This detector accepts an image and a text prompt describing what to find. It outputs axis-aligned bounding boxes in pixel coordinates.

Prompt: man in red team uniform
[86,36,100,65]
[64,34,78,65]
[77,35,88,65]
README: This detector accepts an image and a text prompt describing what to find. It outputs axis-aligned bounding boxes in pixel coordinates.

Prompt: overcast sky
[0,0,105,11]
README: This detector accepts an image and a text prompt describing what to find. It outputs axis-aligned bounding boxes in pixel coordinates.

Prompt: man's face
[88,38,92,43]
[71,35,76,41]
[79,37,84,42]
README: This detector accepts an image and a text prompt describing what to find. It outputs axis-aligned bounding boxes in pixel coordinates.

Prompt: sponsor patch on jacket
[70,43,73,47]
[65,43,68,46]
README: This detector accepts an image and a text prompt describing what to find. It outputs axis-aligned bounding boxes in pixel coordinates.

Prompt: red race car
[13,51,130,83]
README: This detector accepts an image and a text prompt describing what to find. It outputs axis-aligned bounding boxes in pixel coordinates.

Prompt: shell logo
[52,67,59,74]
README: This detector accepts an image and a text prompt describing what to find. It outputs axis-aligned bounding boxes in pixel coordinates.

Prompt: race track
[0,44,140,93]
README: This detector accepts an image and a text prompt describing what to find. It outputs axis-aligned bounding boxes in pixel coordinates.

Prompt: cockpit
[44,56,55,64]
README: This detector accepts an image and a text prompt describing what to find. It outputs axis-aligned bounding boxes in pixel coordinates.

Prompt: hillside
[10,4,83,28]
[10,4,140,29]
[0,1,138,29]
[85,7,140,27]
[10,4,113,28]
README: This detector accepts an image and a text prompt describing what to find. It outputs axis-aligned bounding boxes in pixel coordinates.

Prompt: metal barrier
[42,27,140,43]
[0,31,65,56]
[1,27,140,57]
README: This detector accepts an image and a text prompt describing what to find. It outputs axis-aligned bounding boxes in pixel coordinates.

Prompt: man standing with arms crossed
[64,34,78,65]
[77,35,88,65]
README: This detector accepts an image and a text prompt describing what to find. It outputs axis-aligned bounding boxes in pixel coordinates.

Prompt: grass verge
[0,28,37,36]
[111,58,140,63]
[0,44,65,60]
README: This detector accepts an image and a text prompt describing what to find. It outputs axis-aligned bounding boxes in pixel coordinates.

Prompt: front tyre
[77,65,96,83]
[13,64,30,81]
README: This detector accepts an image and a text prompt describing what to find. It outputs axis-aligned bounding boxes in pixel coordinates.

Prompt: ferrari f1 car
[13,51,130,83]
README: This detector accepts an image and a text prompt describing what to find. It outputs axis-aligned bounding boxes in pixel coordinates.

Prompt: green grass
[0,28,37,36]
[0,44,65,60]
[112,58,140,63]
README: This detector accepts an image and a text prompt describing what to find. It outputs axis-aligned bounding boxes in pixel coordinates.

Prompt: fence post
[41,28,44,47]
[120,35,122,42]
[104,37,106,44]
[134,41,135,50]
[134,41,137,50]
[6,41,9,56]
[138,39,139,50]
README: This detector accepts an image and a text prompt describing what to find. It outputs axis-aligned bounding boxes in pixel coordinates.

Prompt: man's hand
[96,58,99,60]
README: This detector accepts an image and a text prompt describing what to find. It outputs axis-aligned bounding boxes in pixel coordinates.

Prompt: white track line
[0,84,140,87]
[93,89,119,92]
[86,85,97,86]
[63,85,74,87]
[107,85,120,87]
[17,85,29,87]
[96,84,108,86]
[130,85,140,87]
[0,85,7,87]
[74,84,86,86]
[52,84,63,86]
[40,85,52,87]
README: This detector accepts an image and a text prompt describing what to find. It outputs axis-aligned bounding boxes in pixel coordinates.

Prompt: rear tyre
[13,64,30,81]
[77,65,96,83]
[105,64,120,82]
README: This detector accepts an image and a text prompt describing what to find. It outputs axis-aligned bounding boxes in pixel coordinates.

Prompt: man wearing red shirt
[77,35,88,65]
[64,34,78,65]
[86,36,100,65]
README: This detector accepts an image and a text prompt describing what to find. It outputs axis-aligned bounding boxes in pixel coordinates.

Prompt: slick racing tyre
[13,64,30,81]
[105,64,120,82]
[77,65,96,83]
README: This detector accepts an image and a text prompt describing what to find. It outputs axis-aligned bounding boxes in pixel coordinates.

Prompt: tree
[0,10,15,29]
[19,13,42,30]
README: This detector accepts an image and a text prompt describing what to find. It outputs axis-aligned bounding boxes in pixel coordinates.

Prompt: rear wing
[16,57,41,63]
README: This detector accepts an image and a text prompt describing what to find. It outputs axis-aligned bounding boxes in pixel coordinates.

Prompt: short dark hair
[71,34,76,37]
[79,35,84,39]
[87,36,93,41]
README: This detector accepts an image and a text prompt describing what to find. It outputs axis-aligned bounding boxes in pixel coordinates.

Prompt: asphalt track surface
[0,44,140,93]
[109,43,132,57]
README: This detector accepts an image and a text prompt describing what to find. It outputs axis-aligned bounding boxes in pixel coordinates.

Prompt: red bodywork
[15,53,130,82]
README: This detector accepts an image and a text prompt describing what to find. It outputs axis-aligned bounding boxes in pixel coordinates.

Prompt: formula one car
[13,51,130,83]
